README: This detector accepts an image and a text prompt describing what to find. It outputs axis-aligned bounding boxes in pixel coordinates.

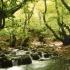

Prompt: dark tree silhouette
[0,0,5,29]
[0,0,36,29]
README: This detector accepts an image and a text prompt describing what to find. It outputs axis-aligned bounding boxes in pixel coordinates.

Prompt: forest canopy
[0,0,70,47]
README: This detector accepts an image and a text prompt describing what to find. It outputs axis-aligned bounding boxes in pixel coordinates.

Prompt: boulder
[18,55,32,65]
[31,53,40,60]
[37,51,42,57]
[11,56,20,66]
[44,53,51,58]
[12,58,18,66]
[0,57,12,68]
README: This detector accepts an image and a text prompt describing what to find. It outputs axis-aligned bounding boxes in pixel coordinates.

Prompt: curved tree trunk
[61,0,70,11]
[55,0,70,45]
[43,0,62,41]
[43,0,70,45]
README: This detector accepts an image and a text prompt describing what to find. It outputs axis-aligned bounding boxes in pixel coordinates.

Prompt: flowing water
[0,59,56,70]
[0,58,67,70]
[0,49,69,70]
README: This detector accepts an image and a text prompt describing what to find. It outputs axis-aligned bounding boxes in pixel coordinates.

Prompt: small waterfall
[42,52,45,58]
[12,59,18,66]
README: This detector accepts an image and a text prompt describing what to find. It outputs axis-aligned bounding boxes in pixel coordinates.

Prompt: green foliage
[0,0,70,46]
[46,58,66,70]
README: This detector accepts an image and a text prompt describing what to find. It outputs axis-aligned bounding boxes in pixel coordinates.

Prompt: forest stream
[0,49,69,70]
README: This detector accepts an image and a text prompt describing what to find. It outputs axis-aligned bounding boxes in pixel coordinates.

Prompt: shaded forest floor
[0,36,70,60]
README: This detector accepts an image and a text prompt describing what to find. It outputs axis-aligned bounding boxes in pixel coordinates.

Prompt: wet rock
[25,51,30,54]
[0,56,12,68]
[31,53,40,60]
[18,55,32,65]
[44,53,51,58]
[37,51,42,57]
[12,59,18,66]
[52,52,58,56]
[11,56,21,66]
[32,49,36,53]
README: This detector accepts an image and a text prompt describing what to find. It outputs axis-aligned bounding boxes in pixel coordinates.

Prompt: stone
[37,51,42,57]
[44,53,51,58]
[31,53,40,60]
[12,59,18,66]
[18,55,32,65]
[0,57,12,68]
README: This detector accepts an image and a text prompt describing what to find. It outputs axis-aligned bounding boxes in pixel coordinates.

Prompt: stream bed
[0,59,54,70]
[0,49,69,70]
[0,58,68,70]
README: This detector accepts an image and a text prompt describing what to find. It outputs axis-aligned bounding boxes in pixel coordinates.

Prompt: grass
[45,58,67,70]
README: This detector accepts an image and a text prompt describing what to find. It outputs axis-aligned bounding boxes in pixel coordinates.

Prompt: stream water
[0,59,55,70]
[0,49,69,70]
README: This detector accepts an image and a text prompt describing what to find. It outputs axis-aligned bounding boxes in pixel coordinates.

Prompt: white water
[0,60,52,70]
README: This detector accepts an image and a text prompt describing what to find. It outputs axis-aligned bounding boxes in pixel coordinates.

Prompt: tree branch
[7,1,26,15]
[55,0,67,36]
[6,0,33,17]
[43,0,62,40]
[61,0,70,11]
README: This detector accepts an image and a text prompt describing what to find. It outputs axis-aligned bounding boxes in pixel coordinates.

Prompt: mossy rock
[0,57,12,68]
[18,55,32,65]
[31,53,40,60]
